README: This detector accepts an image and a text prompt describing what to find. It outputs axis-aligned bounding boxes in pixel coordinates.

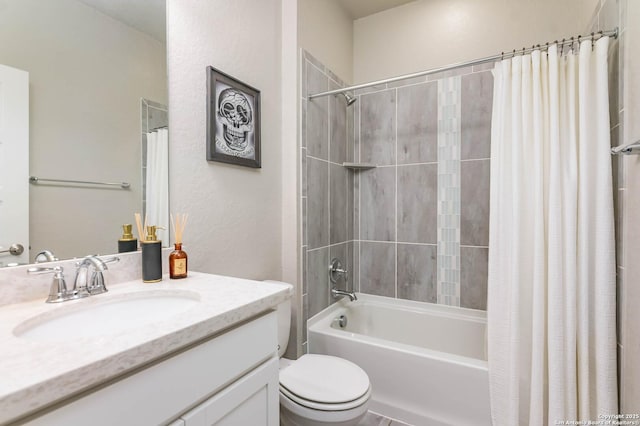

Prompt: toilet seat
[279,354,371,411]
[280,384,372,411]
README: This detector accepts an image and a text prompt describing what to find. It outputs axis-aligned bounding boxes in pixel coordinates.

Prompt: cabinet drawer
[180,357,279,426]
[26,311,277,426]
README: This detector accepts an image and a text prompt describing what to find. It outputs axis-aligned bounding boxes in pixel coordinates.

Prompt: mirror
[0,0,168,265]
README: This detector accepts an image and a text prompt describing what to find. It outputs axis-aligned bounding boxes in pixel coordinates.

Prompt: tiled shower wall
[300,51,354,351]
[352,66,493,310]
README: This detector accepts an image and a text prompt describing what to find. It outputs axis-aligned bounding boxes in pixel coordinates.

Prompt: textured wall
[167,0,282,280]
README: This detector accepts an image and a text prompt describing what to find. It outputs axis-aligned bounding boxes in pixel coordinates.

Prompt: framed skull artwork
[206,66,261,168]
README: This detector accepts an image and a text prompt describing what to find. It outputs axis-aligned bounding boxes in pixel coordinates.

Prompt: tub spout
[331,288,357,302]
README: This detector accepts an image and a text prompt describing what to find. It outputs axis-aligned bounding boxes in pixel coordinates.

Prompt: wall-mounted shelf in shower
[342,162,377,170]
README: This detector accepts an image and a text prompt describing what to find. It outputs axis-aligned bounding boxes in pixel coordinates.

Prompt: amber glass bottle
[169,243,188,279]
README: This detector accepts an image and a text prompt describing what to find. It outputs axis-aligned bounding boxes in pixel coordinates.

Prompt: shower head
[341,92,357,106]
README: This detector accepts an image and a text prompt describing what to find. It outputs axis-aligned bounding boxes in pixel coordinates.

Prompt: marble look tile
[327,68,345,87]
[460,160,490,246]
[302,197,308,247]
[360,90,396,166]
[352,241,360,292]
[302,293,308,342]
[354,84,387,96]
[460,247,488,310]
[397,164,437,244]
[307,157,329,249]
[307,247,330,317]
[300,54,307,100]
[304,50,326,73]
[397,82,437,164]
[387,75,427,88]
[600,0,619,34]
[427,65,472,81]
[330,81,348,164]
[472,62,496,72]
[301,148,307,196]
[360,242,395,297]
[307,64,329,160]
[347,101,355,163]
[354,172,360,240]
[360,167,396,241]
[330,163,349,244]
[301,100,307,148]
[330,242,353,292]
[347,170,355,241]
[354,100,361,161]
[461,71,493,160]
[397,244,437,303]
[147,106,168,131]
[302,247,308,294]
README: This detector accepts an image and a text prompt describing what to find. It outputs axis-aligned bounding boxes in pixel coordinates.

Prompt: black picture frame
[206,66,261,168]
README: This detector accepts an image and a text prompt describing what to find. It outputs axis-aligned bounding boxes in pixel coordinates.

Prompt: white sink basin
[14,290,200,342]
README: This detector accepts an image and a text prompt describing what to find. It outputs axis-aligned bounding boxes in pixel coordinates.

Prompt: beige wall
[167,0,283,281]
[0,0,167,261]
[298,0,354,83]
[353,0,590,82]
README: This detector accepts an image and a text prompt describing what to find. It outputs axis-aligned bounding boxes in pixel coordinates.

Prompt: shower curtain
[487,37,617,425]
[145,128,169,243]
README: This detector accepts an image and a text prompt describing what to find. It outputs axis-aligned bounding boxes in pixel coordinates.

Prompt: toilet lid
[279,354,370,404]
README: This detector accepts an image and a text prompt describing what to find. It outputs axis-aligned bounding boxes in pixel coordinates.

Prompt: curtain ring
[591,32,596,49]
[560,38,565,55]
[501,51,504,60]
[522,47,525,56]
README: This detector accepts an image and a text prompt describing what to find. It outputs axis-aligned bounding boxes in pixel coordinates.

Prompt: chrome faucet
[329,258,357,302]
[331,287,358,302]
[26,255,120,303]
[34,250,57,263]
[74,255,120,296]
[27,265,89,303]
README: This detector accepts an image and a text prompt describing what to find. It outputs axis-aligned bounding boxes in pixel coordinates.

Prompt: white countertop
[0,272,291,425]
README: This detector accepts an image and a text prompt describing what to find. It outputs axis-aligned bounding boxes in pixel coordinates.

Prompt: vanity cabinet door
[180,357,279,426]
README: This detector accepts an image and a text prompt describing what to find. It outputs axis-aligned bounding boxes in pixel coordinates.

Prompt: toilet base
[279,391,368,426]
[280,408,367,426]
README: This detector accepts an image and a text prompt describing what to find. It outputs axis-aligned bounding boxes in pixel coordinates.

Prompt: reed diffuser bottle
[170,213,188,279]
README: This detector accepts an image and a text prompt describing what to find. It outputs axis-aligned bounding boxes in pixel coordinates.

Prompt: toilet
[268,281,371,426]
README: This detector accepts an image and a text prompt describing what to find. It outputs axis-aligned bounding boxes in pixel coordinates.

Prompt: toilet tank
[264,281,293,357]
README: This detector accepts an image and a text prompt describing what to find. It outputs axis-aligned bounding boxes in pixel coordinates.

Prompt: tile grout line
[358,93,362,294]
[395,87,399,299]
[326,70,331,309]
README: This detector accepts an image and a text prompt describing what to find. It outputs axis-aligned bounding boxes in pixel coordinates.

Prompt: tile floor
[358,411,413,426]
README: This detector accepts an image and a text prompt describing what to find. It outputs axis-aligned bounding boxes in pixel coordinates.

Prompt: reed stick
[171,213,188,244]
[134,213,144,243]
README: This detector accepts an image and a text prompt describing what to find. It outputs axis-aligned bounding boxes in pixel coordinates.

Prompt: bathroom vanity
[0,272,290,425]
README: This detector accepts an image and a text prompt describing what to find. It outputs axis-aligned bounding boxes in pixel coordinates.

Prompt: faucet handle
[329,258,349,284]
[27,266,84,303]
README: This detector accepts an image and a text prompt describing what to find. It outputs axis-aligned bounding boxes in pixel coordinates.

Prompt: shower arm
[308,28,618,101]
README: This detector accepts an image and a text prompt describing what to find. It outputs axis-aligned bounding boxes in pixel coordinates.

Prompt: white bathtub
[307,294,491,426]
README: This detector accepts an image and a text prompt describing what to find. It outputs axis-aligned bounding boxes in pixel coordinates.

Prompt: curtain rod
[308,28,619,100]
